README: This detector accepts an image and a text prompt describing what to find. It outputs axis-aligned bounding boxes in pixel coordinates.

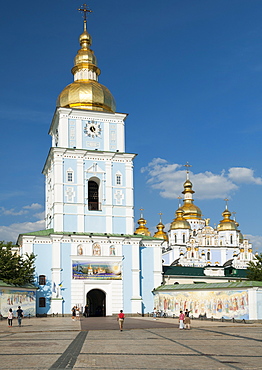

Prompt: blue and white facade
[18,18,164,316]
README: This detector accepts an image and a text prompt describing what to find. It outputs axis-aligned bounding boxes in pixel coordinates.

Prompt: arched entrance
[86,289,106,317]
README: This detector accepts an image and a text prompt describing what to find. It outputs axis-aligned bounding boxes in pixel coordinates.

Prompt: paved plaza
[0,316,261,370]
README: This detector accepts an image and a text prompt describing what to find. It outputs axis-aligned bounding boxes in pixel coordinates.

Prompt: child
[8,308,14,327]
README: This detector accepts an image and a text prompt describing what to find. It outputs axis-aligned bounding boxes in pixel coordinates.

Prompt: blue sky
[1,0,262,252]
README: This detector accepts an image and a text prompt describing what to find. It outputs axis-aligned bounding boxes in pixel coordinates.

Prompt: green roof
[0,280,37,289]
[19,229,163,241]
[155,281,262,291]
[163,265,205,276]
[163,265,247,279]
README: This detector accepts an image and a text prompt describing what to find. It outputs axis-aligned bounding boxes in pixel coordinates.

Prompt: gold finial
[184,162,192,180]
[232,211,236,220]
[177,196,182,208]
[78,3,92,30]
[140,208,144,218]
[224,198,229,209]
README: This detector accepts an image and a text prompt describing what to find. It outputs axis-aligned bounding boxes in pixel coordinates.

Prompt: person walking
[71,306,76,321]
[117,310,125,331]
[16,306,23,327]
[153,307,157,320]
[178,310,185,330]
[184,309,191,330]
[7,308,14,327]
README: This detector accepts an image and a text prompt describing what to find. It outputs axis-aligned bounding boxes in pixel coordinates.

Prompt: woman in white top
[7,308,13,327]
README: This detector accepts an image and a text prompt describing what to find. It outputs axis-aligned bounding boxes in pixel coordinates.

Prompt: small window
[207,251,211,260]
[116,174,122,185]
[110,245,116,256]
[39,275,46,285]
[230,235,233,244]
[182,234,185,243]
[39,297,46,308]
[67,172,73,182]
[175,234,177,243]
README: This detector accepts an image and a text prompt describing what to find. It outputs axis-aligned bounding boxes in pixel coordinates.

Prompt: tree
[246,253,262,281]
[0,241,36,286]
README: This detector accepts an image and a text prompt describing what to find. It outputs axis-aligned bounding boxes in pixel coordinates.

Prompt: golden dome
[153,221,168,241]
[170,209,191,230]
[134,217,151,237]
[57,21,116,113]
[217,208,237,231]
[180,179,202,220]
[238,232,243,243]
[57,80,116,112]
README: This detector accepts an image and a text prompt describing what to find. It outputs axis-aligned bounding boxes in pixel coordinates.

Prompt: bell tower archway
[86,289,106,316]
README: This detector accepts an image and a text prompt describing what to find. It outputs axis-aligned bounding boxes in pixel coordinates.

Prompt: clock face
[84,120,102,138]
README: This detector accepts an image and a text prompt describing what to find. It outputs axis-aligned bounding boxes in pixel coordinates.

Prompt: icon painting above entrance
[86,289,106,316]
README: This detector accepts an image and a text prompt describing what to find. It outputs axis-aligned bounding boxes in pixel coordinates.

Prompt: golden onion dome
[170,209,191,230]
[153,221,168,241]
[134,217,151,237]
[56,21,116,113]
[180,179,202,220]
[217,208,237,231]
[238,232,243,243]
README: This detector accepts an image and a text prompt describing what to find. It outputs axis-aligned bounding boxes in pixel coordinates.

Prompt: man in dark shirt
[16,306,23,327]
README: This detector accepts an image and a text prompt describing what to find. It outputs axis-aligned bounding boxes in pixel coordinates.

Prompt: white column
[131,242,142,313]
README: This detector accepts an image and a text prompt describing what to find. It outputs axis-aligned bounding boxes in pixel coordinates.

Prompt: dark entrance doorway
[86,289,106,317]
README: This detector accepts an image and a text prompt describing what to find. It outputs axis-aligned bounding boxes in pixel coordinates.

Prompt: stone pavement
[0,316,261,370]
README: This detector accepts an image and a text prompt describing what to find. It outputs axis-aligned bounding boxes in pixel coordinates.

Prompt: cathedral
[18,7,255,316]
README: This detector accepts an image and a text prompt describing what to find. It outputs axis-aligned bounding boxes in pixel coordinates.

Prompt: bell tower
[43,5,135,235]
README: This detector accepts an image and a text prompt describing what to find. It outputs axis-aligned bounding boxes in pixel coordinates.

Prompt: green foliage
[0,241,36,286]
[247,253,262,281]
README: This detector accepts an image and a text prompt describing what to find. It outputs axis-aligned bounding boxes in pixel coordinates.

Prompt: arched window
[110,245,116,256]
[93,242,101,256]
[88,180,99,210]
[39,297,46,307]
[207,251,211,260]
[39,275,46,285]
[175,234,177,243]
[183,234,185,243]
[230,235,233,244]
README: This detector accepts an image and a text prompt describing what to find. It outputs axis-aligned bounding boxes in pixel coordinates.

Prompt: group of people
[7,306,23,327]
[178,309,191,330]
[71,306,80,320]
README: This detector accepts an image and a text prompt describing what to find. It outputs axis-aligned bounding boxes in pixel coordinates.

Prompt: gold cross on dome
[184,162,192,179]
[224,198,229,209]
[78,3,92,21]
[177,196,182,207]
[158,212,163,223]
[140,208,144,218]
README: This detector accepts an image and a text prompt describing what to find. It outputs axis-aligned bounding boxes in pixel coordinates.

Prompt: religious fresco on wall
[0,289,36,317]
[72,261,122,280]
[154,290,249,320]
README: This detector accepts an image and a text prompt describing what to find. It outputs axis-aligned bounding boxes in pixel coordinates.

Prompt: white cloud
[23,203,43,210]
[33,211,45,220]
[0,220,45,243]
[246,234,262,254]
[228,167,262,185]
[141,159,237,199]
[0,207,28,216]
[141,159,262,200]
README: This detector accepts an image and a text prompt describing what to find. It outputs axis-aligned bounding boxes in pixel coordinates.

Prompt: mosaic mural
[154,290,249,320]
[72,261,122,280]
